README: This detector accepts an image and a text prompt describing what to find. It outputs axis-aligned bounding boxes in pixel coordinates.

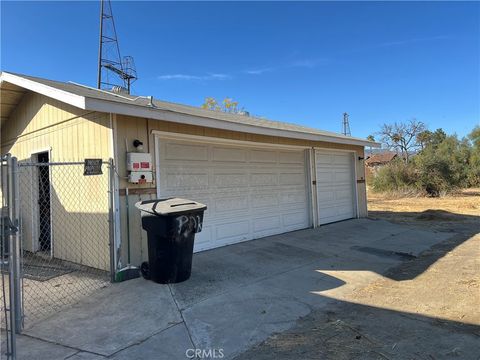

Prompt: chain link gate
[1,155,117,359]
[1,154,20,359]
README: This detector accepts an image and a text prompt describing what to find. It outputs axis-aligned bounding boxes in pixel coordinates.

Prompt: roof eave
[0,72,86,110]
[84,97,379,147]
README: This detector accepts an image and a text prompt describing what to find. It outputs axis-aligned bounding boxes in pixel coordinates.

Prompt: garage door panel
[316,150,355,225]
[283,211,309,227]
[336,188,353,199]
[334,170,351,183]
[278,191,307,205]
[165,172,209,190]
[252,194,279,208]
[250,150,277,163]
[216,221,250,243]
[214,196,249,212]
[317,170,334,183]
[253,216,281,233]
[250,173,278,186]
[194,225,213,246]
[212,147,247,162]
[279,151,304,164]
[159,139,310,252]
[213,173,249,188]
[316,152,333,164]
[164,143,208,161]
[334,154,351,165]
[279,172,305,186]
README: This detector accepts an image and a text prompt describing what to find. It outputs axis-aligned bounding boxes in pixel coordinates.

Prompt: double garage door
[157,138,356,252]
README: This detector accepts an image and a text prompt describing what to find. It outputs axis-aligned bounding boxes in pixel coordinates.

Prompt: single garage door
[157,138,310,251]
[315,150,356,225]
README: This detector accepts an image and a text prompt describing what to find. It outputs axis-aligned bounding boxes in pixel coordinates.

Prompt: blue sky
[1,1,479,139]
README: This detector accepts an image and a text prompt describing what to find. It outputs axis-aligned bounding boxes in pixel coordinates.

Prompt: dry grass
[368,187,480,217]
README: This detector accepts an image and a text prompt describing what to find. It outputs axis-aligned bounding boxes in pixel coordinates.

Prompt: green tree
[467,126,480,186]
[416,130,432,150]
[201,97,243,114]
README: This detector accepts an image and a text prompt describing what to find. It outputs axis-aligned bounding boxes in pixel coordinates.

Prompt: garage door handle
[312,181,317,185]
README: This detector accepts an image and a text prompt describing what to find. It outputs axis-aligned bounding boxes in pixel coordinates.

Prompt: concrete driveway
[13,219,456,359]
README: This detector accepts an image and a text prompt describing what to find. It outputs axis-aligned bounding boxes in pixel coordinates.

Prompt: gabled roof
[0,71,380,147]
[365,152,397,165]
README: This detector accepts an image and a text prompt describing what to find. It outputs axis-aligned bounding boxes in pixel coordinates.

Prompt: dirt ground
[235,189,480,360]
[368,187,480,219]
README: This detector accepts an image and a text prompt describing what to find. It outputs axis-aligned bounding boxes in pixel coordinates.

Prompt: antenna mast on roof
[97,0,137,93]
[342,112,351,136]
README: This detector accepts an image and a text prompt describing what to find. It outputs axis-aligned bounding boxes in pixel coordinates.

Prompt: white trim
[353,151,360,219]
[314,146,359,153]
[152,130,310,150]
[309,148,319,228]
[1,72,86,110]
[304,149,314,228]
[88,98,378,147]
[154,136,161,198]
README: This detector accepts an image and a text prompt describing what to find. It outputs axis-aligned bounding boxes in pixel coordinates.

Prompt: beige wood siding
[1,92,113,270]
[114,114,367,266]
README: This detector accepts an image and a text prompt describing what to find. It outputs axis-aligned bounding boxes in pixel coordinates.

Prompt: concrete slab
[182,281,313,359]
[112,323,193,360]
[368,228,452,256]
[1,332,77,360]
[16,219,458,360]
[66,352,106,360]
[24,278,182,356]
[171,241,326,309]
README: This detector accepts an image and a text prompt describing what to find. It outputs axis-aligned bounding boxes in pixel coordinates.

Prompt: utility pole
[342,112,351,136]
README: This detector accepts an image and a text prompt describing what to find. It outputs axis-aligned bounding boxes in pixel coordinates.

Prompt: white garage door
[315,150,356,225]
[157,138,310,251]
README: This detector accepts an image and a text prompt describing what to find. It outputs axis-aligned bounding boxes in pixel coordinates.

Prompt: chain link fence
[1,159,115,334]
[1,157,14,358]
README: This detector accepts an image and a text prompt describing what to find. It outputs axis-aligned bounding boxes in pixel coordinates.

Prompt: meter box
[128,171,153,184]
[127,152,152,171]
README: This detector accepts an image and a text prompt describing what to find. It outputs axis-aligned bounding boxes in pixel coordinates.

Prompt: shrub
[371,159,417,192]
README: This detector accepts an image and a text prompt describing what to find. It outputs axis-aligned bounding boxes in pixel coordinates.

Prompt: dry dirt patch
[368,188,480,217]
[235,189,480,360]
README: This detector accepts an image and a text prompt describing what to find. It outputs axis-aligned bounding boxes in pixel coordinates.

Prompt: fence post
[8,156,22,335]
[108,159,116,282]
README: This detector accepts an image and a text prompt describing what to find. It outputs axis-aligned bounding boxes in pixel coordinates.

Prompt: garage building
[0,72,379,270]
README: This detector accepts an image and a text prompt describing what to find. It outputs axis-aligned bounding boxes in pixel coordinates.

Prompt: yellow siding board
[1,93,113,270]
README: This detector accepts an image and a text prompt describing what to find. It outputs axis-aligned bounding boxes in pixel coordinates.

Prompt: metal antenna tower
[97,0,137,93]
[342,112,351,136]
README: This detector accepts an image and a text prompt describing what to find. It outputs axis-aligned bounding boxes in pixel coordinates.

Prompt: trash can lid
[135,198,207,216]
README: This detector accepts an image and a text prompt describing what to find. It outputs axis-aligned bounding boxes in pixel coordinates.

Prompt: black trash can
[135,198,207,284]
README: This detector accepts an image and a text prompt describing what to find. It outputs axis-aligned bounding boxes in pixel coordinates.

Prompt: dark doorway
[37,152,51,252]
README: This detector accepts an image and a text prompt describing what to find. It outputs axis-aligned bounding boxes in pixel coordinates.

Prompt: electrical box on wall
[128,171,153,184]
[127,152,153,184]
[127,152,152,171]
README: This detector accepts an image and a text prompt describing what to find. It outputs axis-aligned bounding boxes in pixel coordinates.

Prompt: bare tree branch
[378,119,426,162]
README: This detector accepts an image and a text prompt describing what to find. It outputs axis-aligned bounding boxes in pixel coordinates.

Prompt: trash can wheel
[140,261,151,280]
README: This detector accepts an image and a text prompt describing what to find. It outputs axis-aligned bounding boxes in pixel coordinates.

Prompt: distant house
[365,152,397,172]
